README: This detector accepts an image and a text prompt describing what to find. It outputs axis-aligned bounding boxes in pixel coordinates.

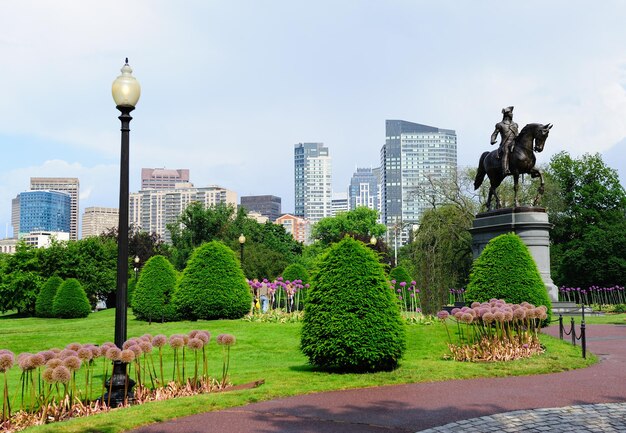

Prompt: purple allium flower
[66,342,82,352]
[391,279,396,285]
[437,310,449,320]
[120,349,135,363]
[187,338,204,351]
[411,281,416,286]
[59,349,78,359]
[0,352,15,372]
[188,330,199,339]
[471,301,481,308]
[461,313,474,324]
[140,334,153,342]
[305,284,310,289]
[523,343,529,349]
[169,336,184,349]
[482,312,495,323]
[400,281,407,287]
[196,331,210,344]
[18,354,34,371]
[30,353,45,368]
[152,335,167,348]
[42,367,55,383]
[139,341,153,354]
[106,347,122,361]
[123,339,138,350]
[46,358,63,369]
[52,365,71,383]
[216,334,236,346]
[128,345,143,358]
[453,311,463,320]
[63,356,82,371]
[38,350,56,362]
[77,348,93,361]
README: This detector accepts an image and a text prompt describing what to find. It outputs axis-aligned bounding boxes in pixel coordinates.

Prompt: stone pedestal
[469,207,558,302]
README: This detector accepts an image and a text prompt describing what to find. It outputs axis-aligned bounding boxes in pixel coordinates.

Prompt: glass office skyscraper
[294,142,332,223]
[19,190,71,236]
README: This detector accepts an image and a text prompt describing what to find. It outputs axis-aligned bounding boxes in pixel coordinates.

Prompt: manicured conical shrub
[173,241,251,320]
[132,255,179,322]
[52,278,91,319]
[465,233,552,322]
[301,236,406,372]
[389,266,412,285]
[35,276,63,318]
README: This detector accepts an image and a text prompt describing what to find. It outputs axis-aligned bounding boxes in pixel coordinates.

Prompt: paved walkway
[131,324,626,433]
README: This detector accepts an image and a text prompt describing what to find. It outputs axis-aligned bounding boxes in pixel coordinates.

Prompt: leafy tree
[301,237,406,372]
[311,207,386,247]
[238,242,290,280]
[100,224,170,264]
[173,241,251,320]
[0,244,41,314]
[35,276,64,317]
[401,204,473,314]
[132,255,178,322]
[546,152,626,287]
[465,233,551,322]
[282,263,310,284]
[52,278,91,319]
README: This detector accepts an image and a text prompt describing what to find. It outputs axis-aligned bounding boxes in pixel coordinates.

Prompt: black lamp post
[238,233,246,265]
[105,58,141,406]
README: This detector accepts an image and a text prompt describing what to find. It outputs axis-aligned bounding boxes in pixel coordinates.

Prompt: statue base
[469,207,558,302]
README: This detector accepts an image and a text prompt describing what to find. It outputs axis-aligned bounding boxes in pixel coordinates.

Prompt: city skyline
[1,1,625,238]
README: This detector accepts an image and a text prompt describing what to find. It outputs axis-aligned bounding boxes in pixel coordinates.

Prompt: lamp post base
[102,361,136,407]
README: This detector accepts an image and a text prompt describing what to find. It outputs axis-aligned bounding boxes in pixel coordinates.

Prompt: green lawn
[0,309,597,433]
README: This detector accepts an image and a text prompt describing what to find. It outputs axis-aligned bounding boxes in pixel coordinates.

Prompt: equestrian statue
[474,106,553,210]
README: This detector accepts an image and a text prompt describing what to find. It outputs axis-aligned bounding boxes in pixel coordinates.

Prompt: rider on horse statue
[490,106,518,176]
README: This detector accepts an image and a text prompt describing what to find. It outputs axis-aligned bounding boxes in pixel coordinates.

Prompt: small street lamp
[370,235,377,246]
[105,58,141,407]
[238,233,246,265]
[133,255,140,282]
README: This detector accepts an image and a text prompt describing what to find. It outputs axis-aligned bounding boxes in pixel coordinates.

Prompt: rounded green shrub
[173,241,251,320]
[389,266,412,285]
[35,276,64,318]
[301,237,406,372]
[465,233,552,322]
[281,263,310,284]
[132,255,178,322]
[52,278,91,319]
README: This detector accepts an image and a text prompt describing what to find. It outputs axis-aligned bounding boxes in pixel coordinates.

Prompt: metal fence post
[559,315,563,340]
[571,317,576,346]
[581,320,586,359]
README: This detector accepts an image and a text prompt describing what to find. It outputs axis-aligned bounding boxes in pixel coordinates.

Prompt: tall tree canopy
[311,207,387,246]
[546,152,626,287]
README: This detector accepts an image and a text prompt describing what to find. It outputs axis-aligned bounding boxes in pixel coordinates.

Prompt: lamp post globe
[238,234,246,265]
[105,58,140,407]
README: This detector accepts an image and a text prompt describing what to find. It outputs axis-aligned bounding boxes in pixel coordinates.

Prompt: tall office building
[240,195,282,222]
[30,177,79,240]
[331,192,349,216]
[348,167,381,217]
[11,195,20,237]
[82,207,119,238]
[129,183,236,243]
[18,190,72,236]
[294,142,332,223]
[381,120,457,244]
[141,168,190,190]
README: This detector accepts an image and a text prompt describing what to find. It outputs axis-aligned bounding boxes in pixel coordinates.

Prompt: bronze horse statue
[474,123,553,210]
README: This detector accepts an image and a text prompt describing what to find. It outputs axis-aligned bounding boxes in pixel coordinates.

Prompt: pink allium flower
[187,338,203,350]
[100,343,115,357]
[482,312,495,323]
[18,354,35,371]
[42,367,55,383]
[437,310,449,321]
[504,311,513,321]
[123,339,138,350]
[77,348,93,361]
[0,352,15,372]
[188,330,198,339]
[399,282,407,287]
[471,301,481,308]
[169,337,184,349]
[139,341,153,354]
[89,345,101,359]
[453,311,463,320]
[494,311,505,323]
[120,349,135,363]
[141,334,153,342]
[461,313,474,324]
[52,365,71,383]
[30,353,45,368]
[59,349,78,359]
[63,356,82,371]
[513,308,526,320]
[46,358,63,369]
[479,308,490,317]
[196,331,210,344]
[182,334,190,345]
[411,281,416,286]
[390,279,396,284]
[106,347,122,361]
[216,334,236,346]
[152,335,167,348]
[128,345,143,358]
[66,342,82,352]
[39,350,56,362]
[451,308,461,315]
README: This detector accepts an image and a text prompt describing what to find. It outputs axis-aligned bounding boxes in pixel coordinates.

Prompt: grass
[0,309,599,433]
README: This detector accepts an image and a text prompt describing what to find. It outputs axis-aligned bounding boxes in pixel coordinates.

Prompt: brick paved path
[130,324,626,433]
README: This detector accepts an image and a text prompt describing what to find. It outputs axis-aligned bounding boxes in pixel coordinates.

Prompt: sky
[1,0,625,238]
